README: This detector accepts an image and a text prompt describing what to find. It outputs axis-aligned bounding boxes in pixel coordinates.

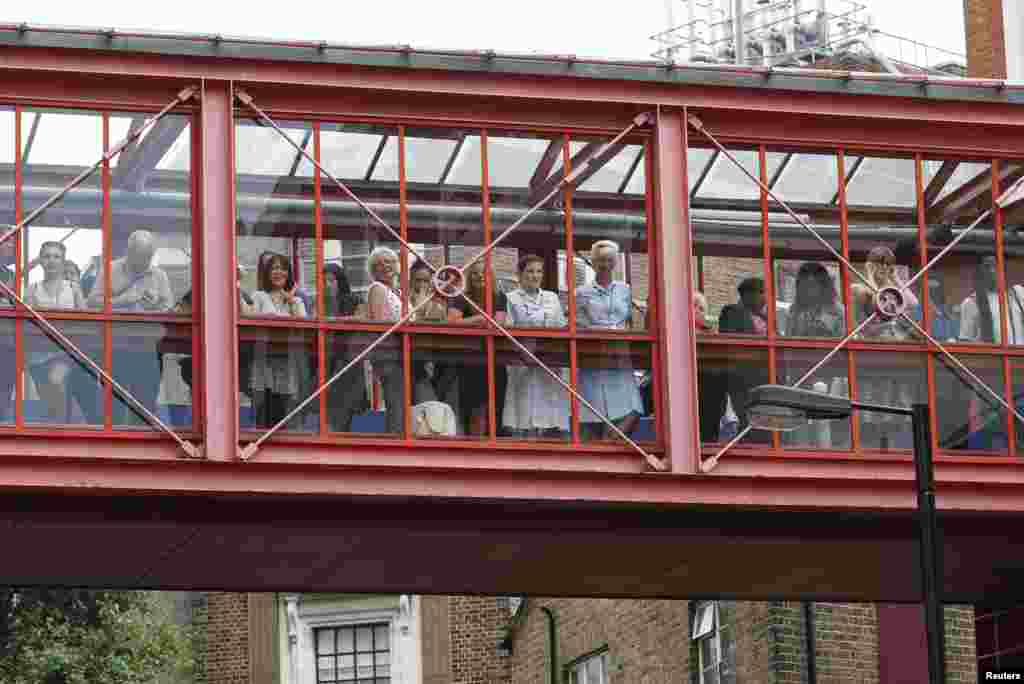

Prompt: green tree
[0,589,194,684]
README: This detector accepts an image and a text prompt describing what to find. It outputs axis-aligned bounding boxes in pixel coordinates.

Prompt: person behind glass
[453,260,509,436]
[63,260,81,290]
[718,277,767,335]
[851,246,918,341]
[86,230,172,424]
[960,255,1024,344]
[322,262,366,432]
[716,277,771,443]
[408,259,460,409]
[503,254,569,438]
[785,262,845,338]
[247,252,308,428]
[575,240,644,440]
[25,241,86,422]
[0,239,15,422]
[366,246,404,435]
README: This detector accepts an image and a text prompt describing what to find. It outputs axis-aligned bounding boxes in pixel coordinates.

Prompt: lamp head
[746,385,852,432]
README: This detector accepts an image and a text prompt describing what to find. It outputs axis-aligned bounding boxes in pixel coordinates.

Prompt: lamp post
[745,384,944,684]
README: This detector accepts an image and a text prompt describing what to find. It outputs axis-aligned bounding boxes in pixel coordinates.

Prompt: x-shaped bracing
[235,92,665,470]
[689,114,1024,472]
[0,87,202,458]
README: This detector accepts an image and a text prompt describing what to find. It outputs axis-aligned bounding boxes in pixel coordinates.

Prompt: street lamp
[746,384,944,684]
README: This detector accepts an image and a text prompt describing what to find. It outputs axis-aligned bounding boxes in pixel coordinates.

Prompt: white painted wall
[1005,0,1024,80]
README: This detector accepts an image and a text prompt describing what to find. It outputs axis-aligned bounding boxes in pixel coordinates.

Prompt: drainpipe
[541,607,558,684]
[804,601,817,684]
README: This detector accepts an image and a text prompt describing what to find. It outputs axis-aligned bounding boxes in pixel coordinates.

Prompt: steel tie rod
[0,278,200,458]
[235,102,663,468]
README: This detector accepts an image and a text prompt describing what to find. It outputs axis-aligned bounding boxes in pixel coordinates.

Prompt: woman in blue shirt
[575,240,644,440]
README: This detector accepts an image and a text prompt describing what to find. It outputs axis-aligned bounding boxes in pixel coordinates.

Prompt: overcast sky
[7,0,966,62]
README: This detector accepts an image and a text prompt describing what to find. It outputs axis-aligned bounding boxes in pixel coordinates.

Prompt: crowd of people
[695,250,1023,450]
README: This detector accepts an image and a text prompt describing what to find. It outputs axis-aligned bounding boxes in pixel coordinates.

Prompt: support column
[653,107,698,473]
[198,79,238,460]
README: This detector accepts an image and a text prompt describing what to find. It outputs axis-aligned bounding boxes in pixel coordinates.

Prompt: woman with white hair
[574,240,644,440]
[366,246,405,435]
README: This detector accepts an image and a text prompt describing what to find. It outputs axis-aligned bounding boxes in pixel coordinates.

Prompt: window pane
[107,112,192,318]
[1012,361,1024,457]
[772,152,848,205]
[322,124,400,321]
[855,352,926,452]
[238,326,317,433]
[339,629,354,653]
[357,652,373,678]
[411,334,483,440]
[846,154,922,344]
[324,332,390,436]
[0,107,13,284]
[317,655,336,683]
[357,626,373,651]
[1000,160,1024,347]
[22,109,103,312]
[23,320,103,427]
[317,628,334,655]
[778,349,851,450]
[923,157,1000,345]
[487,131,567,330]
[497,336,570,442]
[696,345,770,447]
[697,149,783,201]
[847,156,927,208]
[112,321,193,430]
[577,341,653,445]
[572,138,649,334]
[699,257,769,337]
[237,119,315,322]
[936,353,1008,454]
[0,319,13,424]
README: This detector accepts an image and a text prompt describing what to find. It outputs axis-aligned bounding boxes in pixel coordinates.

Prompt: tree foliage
[0,589,194,684]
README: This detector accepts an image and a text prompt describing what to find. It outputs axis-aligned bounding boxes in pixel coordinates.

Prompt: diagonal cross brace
[234,99,663,469]
[0,87,201,458]
[690,114,1024,472]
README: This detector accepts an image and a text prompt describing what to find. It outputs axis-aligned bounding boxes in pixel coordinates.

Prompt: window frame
[312,620,392,684]
[232,114,663,455]
[0,102,199,438]
[565,646,610,684]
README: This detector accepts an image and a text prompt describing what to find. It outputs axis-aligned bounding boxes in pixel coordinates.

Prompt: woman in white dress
[503,254,570,438]
[575,240,644,440]
[26,241,86,422]
[248,252,308,429]
[365,246,405,435]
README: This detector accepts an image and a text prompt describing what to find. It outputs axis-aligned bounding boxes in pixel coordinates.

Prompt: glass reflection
[23,320,102,426]
[855,352,926,452]
[936,353,1007,453]
[778,349,851,449]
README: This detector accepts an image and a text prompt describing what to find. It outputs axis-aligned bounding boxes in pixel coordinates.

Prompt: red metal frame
[3,44,1024,515]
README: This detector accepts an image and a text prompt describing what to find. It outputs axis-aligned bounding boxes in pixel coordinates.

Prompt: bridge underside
[0,492,1018,605]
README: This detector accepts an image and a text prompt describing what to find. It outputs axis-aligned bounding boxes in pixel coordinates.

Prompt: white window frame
[692,601,731,684]
[567,649,609,684]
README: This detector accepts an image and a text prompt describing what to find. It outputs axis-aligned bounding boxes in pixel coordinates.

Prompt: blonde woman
[366,246,405,434]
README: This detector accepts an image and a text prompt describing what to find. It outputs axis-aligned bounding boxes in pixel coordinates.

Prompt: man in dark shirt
[717,277,770,444]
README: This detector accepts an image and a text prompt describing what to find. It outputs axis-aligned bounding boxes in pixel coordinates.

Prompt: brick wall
[945,605,978,683]
[448,595,512,684]
[812,603,879,684]
[964,0,1007,78]
[509,598,691,684]
[203,593,250,684]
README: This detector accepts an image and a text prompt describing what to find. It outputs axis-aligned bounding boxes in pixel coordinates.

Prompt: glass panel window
[696,345,770,447]
[845,154,922,344]
[236,119,315,322]
[107,112,192,318]
[411,334,483,440]
[496,336,571,442]
[0,106,13,273]
[314,623,390,684]
[936,353,1007,454]
[693,601,735,684]
[238,326,317,433]
[23,320,103,427]
[22,108,103,312]
[568,651,609,684]
[855,352,926,452]
[0,319,13,424]
[778,349,851,450]
[577,340,654,444]
[112,322,193,430]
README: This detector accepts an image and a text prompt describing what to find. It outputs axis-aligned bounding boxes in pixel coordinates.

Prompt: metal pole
[912,402,945,684]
